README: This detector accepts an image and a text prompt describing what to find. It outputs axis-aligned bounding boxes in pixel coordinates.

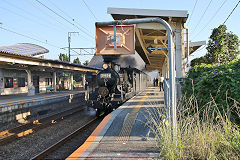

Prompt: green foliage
[145,95,240,159]
[73,73,82,82]
[182,59,240,123]
[83,60,89,66]
[73,57,81,64]
[59,53,69,62]
[73,58,82,82]
[191,25,240,66]
[206,25,240,63]
[190,56,208,67]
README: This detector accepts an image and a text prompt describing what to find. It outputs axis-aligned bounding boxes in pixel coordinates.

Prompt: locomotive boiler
[87,61,148,117]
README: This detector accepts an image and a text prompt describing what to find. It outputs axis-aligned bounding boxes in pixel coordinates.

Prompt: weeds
[145,95,240,159]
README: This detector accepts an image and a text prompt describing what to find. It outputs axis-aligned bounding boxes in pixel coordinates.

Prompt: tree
[190,57,207,67]
[73,57,82,82]
[206,25,239,64]
[83,60,89,66]
[73,57,81,64]
[59,53,69,62]
[191,25,240,67]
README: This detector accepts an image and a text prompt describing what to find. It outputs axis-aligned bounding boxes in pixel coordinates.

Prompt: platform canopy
[0,43,49,58]
[108,7,205,72]
[0,50,100,73]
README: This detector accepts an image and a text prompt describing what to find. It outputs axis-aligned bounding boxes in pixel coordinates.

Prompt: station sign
[96,25,135,55]
[146,45,168,54]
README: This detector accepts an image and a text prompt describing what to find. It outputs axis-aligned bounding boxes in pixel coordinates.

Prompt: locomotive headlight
[102,63,108,69]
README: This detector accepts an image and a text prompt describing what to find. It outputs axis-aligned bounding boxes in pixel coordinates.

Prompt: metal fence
[163,78,182,122]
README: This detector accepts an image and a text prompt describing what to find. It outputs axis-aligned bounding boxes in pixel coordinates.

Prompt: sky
[0,0,239,64]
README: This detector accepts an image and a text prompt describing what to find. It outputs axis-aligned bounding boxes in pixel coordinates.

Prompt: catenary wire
[46,0,93,35]
[25,0,93,43]
[191,0,228,40]
[34,0,94,39]
[187,0,199,25]
[24,0,73,31]
[0,6,63,33]
[191,0,213,34]
[0,26,65,49]
[223,0,240,24]
[81,0,98,21]
[2,0,62,32]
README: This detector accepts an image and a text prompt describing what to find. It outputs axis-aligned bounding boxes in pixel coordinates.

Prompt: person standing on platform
[153,78,156,86]
[155,78,159,87]
[159,74,164,91]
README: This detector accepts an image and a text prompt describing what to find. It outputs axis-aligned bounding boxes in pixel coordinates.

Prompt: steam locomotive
[87,61,148,117]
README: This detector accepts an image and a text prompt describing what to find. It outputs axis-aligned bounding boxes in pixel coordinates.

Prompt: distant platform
[0,90,86,124]
[67,87,164,159]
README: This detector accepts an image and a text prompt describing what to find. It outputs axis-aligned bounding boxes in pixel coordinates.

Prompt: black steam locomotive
[87,61,146,116]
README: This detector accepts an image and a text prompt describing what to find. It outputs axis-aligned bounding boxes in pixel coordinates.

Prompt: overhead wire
[25,0,93,43]
[46,0,92,35]
[34,0,94,40]
[0,26,64,49]
[223,0,240,24]
[0,6,62,33]
[81,0,98,21]
[2,0,61,32]
[191,0,228,40]
[24,0,73,31]
[191,0,213,34]
[187,0,199,25]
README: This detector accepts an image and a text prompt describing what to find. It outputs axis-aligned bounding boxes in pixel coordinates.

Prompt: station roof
[0,51,100,73]
[189,41,206,55]
[0,43,49,57]
[108,7,188,23]
[108,7,205,71]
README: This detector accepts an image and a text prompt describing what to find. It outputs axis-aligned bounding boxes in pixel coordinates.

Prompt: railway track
[0,106,85,145]
[30,117,102,160]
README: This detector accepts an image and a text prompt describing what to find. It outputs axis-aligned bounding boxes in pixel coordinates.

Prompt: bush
[181,59,240,123]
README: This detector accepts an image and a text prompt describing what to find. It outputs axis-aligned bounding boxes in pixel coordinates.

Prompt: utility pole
[68,32,79,62]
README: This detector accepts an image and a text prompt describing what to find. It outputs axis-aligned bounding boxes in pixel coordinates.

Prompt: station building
[0,43,99,96]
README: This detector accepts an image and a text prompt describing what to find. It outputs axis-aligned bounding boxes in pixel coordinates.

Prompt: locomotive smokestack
[102,55,120,63]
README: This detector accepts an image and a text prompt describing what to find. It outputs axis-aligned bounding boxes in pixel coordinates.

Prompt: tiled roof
[88,55,104,69]
[0,43,49,56]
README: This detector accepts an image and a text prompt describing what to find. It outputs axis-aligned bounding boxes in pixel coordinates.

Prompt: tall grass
[145,95,240,159]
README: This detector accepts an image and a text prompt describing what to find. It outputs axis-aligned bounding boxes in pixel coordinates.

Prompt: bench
[46,86,54,93]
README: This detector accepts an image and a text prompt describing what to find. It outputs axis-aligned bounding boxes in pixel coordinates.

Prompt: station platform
[67,87,164,160]
[0,90,84,108]
[0,90,86,124]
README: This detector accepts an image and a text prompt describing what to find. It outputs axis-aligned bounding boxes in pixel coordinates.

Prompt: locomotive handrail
[96,17,177,138]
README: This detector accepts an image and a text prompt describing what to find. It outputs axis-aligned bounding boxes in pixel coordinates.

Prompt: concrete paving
[67,87,164,160]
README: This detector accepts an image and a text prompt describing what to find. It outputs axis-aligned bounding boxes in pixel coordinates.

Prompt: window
[18,77,25,87]
[45,78,52,86]
[4,77,13,88]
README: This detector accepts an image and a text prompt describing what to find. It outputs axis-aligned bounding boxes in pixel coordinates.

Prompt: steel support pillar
[53,72,57,92]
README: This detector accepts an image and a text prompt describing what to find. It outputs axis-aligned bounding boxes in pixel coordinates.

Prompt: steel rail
[0,106,85,145]
[30,117,98,160]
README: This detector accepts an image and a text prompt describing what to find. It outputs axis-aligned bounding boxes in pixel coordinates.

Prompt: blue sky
[0,0,239,63]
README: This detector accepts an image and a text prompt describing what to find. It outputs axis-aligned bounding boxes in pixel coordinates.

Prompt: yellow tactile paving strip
[66,114,113,160]
[116,90,150,143]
